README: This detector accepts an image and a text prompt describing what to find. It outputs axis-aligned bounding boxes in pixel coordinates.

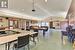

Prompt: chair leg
[5,43,7,50]
[8,42,11,50]
[61,34,63,42]
[13,47,14,50]
[37,36,39,42]
[33,37,36,45]
[28,44,30,50]
[14,48,18,50]
[13,45,15,50]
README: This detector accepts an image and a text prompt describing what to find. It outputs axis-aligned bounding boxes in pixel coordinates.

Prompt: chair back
[61,31,67,36]
[17,35,29,48]
[0,31,7,34]
[34,29,38,32]
[33,33,38,37]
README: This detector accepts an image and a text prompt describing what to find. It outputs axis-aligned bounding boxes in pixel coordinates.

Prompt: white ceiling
[66,0,75,19]
[0,0,72,20]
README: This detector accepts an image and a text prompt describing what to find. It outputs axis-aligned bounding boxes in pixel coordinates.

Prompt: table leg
[61,33,63,42]
[8,42,11,50]
[5,43,8,50]
[43,30,45,37]
[33,37,36,45]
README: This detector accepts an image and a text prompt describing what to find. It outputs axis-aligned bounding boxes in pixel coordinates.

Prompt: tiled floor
[0,29,73,50]
[31,29,73,50]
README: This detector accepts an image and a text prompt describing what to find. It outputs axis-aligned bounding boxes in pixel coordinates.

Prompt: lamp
[32,0,36,12]
[45,0,48,2]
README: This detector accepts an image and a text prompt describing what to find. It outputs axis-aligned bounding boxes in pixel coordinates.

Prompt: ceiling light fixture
[45,0,48,2]
[32,0,36,12]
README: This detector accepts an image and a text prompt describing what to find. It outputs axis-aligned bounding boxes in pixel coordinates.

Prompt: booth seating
[13,35,30,50]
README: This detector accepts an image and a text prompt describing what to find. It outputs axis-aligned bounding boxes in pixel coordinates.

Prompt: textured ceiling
[0,0,72,20]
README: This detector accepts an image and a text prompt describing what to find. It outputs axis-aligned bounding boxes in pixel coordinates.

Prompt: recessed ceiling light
[45,0,48,2]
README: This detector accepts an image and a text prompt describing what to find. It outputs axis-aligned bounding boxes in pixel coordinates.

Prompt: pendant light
[32,0,36,12]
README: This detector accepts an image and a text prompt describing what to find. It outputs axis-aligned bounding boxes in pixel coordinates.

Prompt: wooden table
[0,29,37,50]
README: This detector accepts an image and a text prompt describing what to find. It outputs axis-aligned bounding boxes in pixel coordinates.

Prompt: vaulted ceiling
[0,0,72,20]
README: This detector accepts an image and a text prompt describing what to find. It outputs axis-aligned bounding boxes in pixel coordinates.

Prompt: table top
[0,29,37,44]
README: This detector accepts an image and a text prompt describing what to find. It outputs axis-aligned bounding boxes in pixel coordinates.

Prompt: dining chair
[13,35,30,50]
